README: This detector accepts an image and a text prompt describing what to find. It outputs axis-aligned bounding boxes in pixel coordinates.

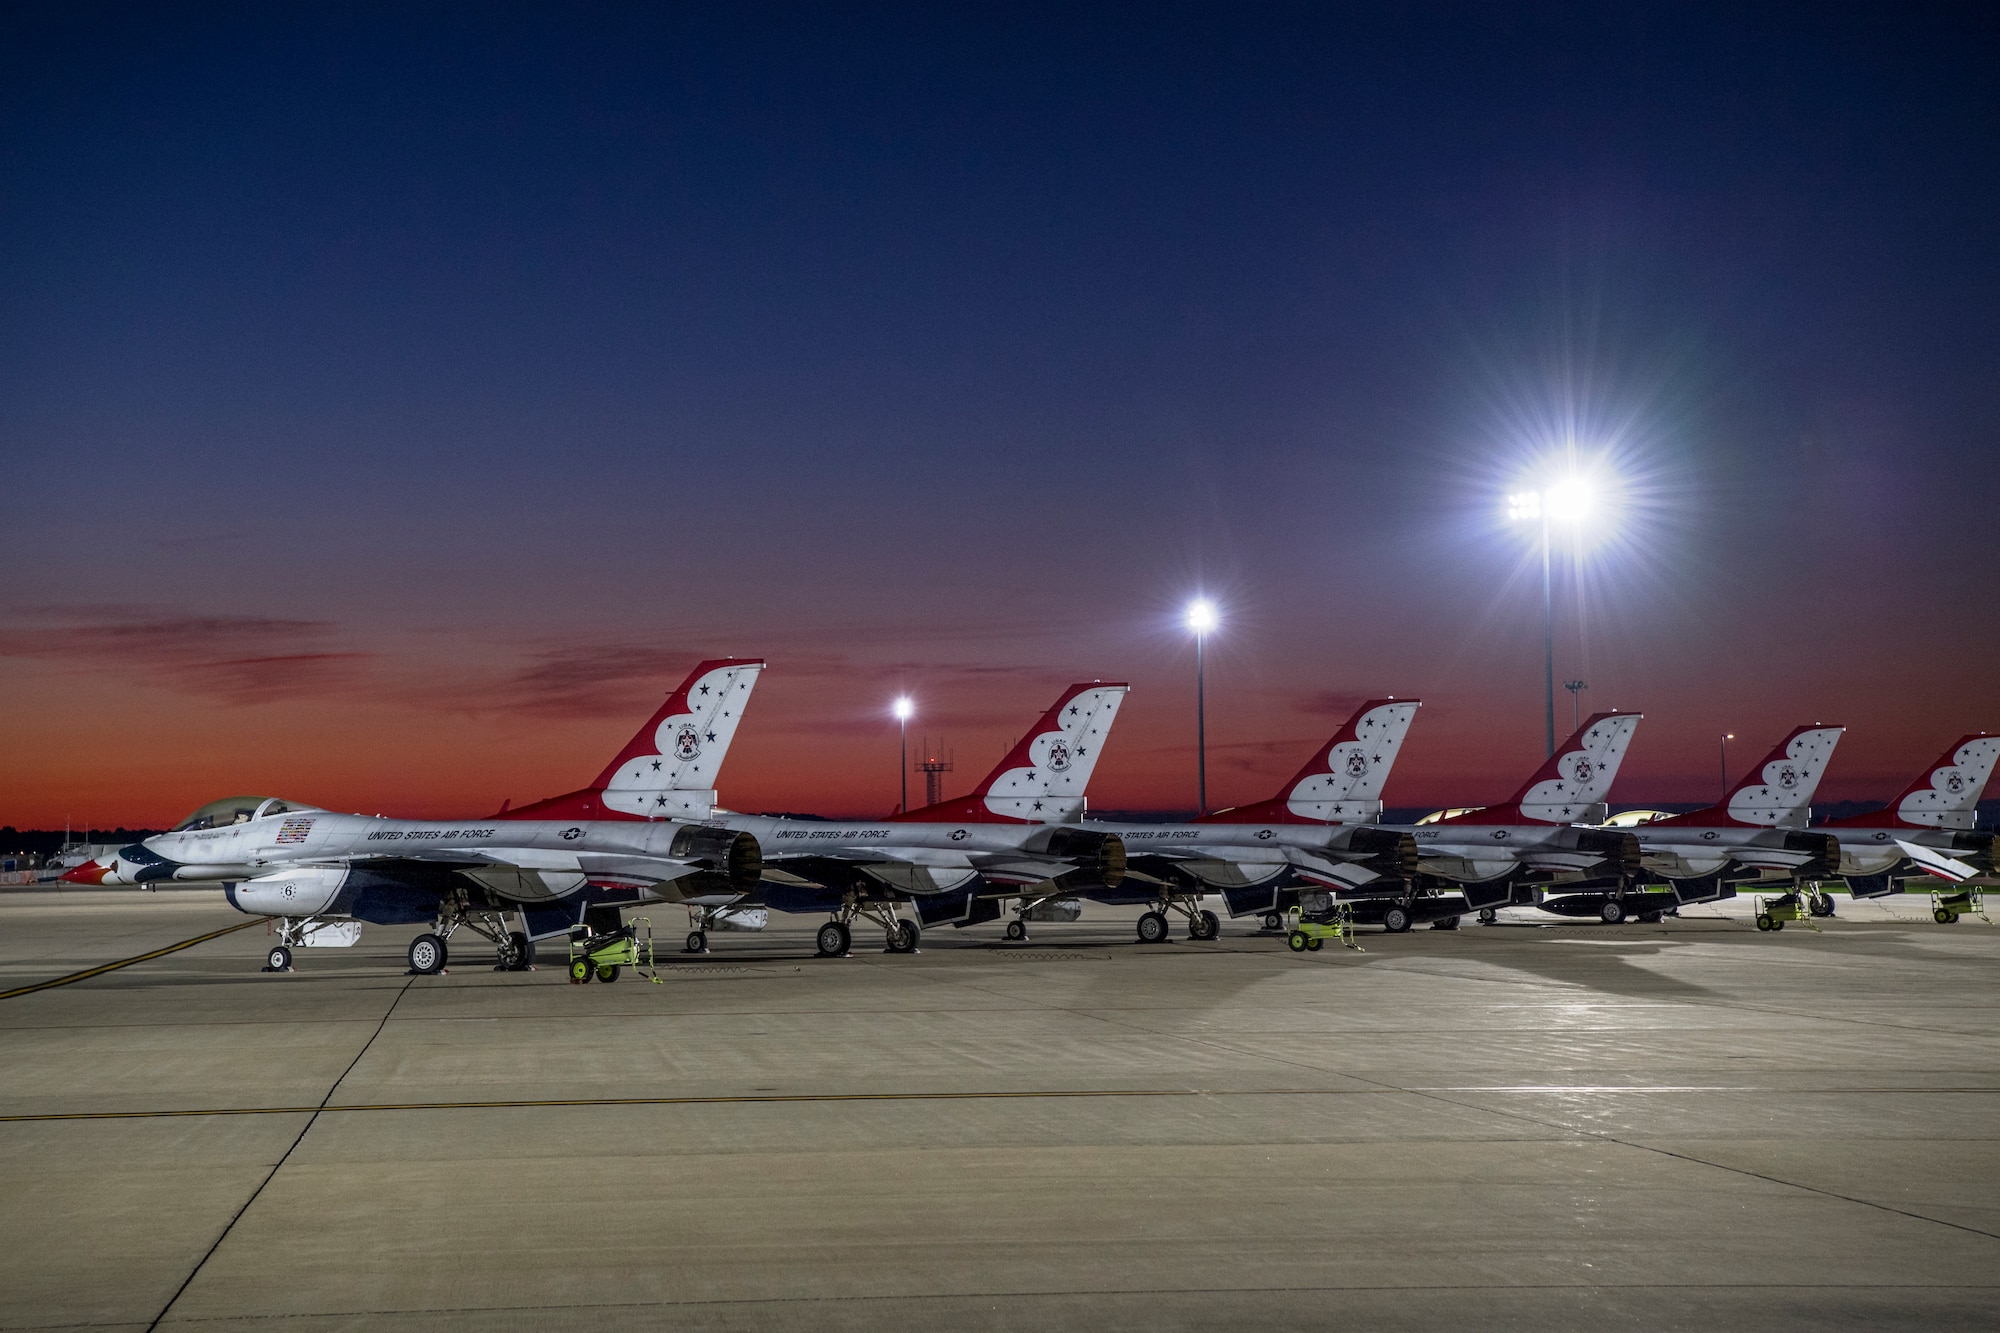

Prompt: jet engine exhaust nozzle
[1040,827,1127,891]
[669,825,763,890]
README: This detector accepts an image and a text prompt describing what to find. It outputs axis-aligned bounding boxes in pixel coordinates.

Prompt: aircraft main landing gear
[407,932,448,975]
[265,945,293,972]
[818,893,921,956]
[1136,910,1171,944]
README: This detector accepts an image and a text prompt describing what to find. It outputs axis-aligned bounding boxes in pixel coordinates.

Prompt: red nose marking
[60,860,109,885]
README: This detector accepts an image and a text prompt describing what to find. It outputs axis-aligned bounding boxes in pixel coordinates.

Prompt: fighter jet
[1028,699,1423,944]
[1388,712,1648,928]
[1551,724,1848,921]
[703,682,1132,957]
[65,658,768,974]
[1822,733,1997,897]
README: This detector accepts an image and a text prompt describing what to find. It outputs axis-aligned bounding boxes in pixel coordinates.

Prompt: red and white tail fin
[1662,724,1844,829]
[891,682,1129,824]
[500,658,765,821]
[1828,733,1998,831]
[1438,712,1643,825]
[1200,699,1420,825]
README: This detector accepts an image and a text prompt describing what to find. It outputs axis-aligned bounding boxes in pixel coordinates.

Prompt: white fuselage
[713,813,1096,892]
[96,810,716,903]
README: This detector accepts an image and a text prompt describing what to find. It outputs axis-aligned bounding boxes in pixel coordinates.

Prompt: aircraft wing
[1896,839,1981,883]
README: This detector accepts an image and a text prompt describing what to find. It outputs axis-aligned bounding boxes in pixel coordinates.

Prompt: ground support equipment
[1754,891,1819,933]
[567,917,664,984]
[1929,886,1989,925]
[1284,903,1363,954]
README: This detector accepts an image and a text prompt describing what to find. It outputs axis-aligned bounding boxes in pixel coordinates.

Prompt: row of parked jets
[65,659,1997,974]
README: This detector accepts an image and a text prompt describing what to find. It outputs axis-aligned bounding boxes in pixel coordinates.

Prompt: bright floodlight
[892,696,914,721]
[1506,490,1542,522]
[1185,598,1218,634]
[1542,475,1596,525]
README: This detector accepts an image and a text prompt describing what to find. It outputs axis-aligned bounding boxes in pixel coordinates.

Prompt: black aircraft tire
[1004,920,1027,941]
[1191,909,1220,940]
[1430,916,1460,931]
[685,930,708,954]
[1137,911,1171,944]
[1381,906,1412,934]
[1478,908,1498,924]
[506,931,534,970]
[266,945,292,972]
[1263,913,1284,932]
[896,920,921,952]
[1599,900,1626,925]
[408,933,447,975]
[816,921,851,957]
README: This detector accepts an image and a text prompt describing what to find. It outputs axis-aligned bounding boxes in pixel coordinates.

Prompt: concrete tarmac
[1,888,1996,1330]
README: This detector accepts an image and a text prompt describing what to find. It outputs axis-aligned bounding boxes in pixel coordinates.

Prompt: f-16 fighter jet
[1396,711,1647,929]
[1554,724,1848,922]
[1032,699,1422,944]
[704,682,1131,957]
[1822,734,1997,897]
[65,659,768,974]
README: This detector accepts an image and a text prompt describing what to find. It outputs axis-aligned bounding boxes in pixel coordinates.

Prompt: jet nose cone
[59,859,109,885]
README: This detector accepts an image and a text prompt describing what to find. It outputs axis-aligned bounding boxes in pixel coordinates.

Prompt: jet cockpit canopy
[173,796,319,831]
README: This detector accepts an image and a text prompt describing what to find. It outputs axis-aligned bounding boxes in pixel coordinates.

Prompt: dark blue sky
[3,4,1996,823]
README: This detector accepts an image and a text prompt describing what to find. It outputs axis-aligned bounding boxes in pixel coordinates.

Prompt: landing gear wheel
[1599,900,1627,925]
[888,920,920,953]
[1934,907,1954,924]
[1306,936,1323,951]
[1478,908,1498,924]
[1190,909,1220,940]
[685,930,708,954]
[500,931,533,971]
[1381,905,1412,934]
[1287,930,1309,952]
[1263,912,1284,932]
[569,957,593,982]
[596,964,621,982]
[1430,916,1461,931]
[265,945,293,972]
[816,921,852,957]
[1136,911,1171,944]
[1809,893,1835,918]
[1004,919,1028,942]
[408,933,447,975]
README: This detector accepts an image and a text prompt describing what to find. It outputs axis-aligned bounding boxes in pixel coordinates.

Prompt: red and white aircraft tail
[1827,733,1998,832]
[498,658,765,821]
[1658,724,1844,829]
[1200,699,1421,825]
[890,682,1129,824]
[1436,712,1644,826]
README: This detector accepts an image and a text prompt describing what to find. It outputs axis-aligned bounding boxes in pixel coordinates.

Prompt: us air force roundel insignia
[949,828,969,842]
[674,725,702,762]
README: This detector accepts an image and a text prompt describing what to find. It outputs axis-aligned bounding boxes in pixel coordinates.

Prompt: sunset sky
[3,5,1996,828]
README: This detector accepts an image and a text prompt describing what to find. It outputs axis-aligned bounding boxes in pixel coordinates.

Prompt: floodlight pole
[899,714,908,814]
[1719,733,1733,802]
[1542,513,1555,757]
[1195,628,1207,815]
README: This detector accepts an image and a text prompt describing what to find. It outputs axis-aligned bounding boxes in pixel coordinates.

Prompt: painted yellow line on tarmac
[0,920,262,1001]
